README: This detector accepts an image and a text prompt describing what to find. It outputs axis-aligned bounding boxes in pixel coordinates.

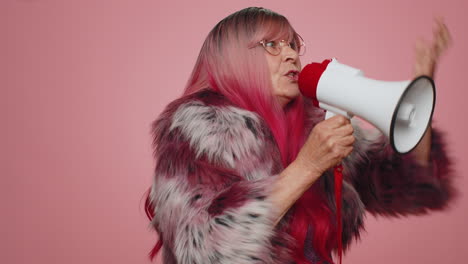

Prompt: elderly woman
[145,7,454,264]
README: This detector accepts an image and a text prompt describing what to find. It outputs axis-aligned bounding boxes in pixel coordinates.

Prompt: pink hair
[146,7,337,263]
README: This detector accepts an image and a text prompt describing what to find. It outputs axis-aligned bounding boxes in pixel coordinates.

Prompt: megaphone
[298,58,435,154]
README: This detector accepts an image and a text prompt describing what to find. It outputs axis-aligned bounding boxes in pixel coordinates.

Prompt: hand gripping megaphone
[298,58,435,154]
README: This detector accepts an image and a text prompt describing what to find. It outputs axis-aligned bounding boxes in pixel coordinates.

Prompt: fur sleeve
[343,119,456,217]
[148,95,291,264]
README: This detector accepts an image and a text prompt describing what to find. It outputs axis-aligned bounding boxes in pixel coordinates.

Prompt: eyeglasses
[259,35,306,56]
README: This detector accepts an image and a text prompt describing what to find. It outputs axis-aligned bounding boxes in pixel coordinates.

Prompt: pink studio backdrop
[3,0,467,263]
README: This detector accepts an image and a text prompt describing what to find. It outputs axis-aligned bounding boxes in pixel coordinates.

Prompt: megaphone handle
[325,110,336,120]
[321,103,353,120]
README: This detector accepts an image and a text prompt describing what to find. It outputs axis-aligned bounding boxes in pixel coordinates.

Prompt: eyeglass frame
[258,35,306,56]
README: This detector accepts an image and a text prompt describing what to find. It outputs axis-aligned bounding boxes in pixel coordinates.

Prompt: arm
[411,17,452,166]
[344,121,455,216]
[270,160,321,224]
[411,123,432,166]
[344,17,456,216]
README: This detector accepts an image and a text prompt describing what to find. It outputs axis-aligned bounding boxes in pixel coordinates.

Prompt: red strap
[334,164,343,264]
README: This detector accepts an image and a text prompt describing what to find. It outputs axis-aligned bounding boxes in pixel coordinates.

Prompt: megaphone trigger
[322,103,354,120]
[325,110,336,120]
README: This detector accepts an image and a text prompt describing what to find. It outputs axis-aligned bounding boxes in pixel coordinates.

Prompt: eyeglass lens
[262,37,305,56]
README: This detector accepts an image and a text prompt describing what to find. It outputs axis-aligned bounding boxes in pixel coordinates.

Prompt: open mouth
[285,70,299,81]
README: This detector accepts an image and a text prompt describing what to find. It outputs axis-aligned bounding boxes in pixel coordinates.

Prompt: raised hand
[414,17,452,79]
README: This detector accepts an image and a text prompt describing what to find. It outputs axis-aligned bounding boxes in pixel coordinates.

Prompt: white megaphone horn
[298,58,435,154]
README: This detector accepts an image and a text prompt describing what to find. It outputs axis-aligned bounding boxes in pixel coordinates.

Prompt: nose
[282,45,299,63]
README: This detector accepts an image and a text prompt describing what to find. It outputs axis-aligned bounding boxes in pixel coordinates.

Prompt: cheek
[265,56,281,76]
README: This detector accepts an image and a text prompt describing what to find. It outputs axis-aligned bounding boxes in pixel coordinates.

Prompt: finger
[328,134,354,151]
[336,145,354,161]
[441,22,453,45]
[334,123,354,136]
[338,134,355,147]
[433,18,452,55]
[328,115,350,129]
[439,22,452,50]
[343,145,354,158]
[433,23,446,56]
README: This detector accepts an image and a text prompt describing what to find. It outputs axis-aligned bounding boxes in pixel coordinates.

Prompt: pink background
[3,0,467,263]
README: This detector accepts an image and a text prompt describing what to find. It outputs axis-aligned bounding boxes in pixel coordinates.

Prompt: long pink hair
[146,7,337,263]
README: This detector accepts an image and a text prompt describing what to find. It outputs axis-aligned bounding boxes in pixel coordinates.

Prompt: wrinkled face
[263,37,302,107]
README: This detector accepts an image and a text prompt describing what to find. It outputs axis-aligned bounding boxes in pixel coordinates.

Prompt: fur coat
[148,89,455,264]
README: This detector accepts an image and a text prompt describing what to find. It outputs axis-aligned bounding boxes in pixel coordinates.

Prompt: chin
[287,89,300,100]
[278,94,299,108]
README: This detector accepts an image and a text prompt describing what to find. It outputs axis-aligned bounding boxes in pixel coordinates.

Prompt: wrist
[270,160,323,224]
[292,158,323,180]
[285,159,323,186]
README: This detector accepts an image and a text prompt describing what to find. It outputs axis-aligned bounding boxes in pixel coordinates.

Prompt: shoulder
[152,89,270,168]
